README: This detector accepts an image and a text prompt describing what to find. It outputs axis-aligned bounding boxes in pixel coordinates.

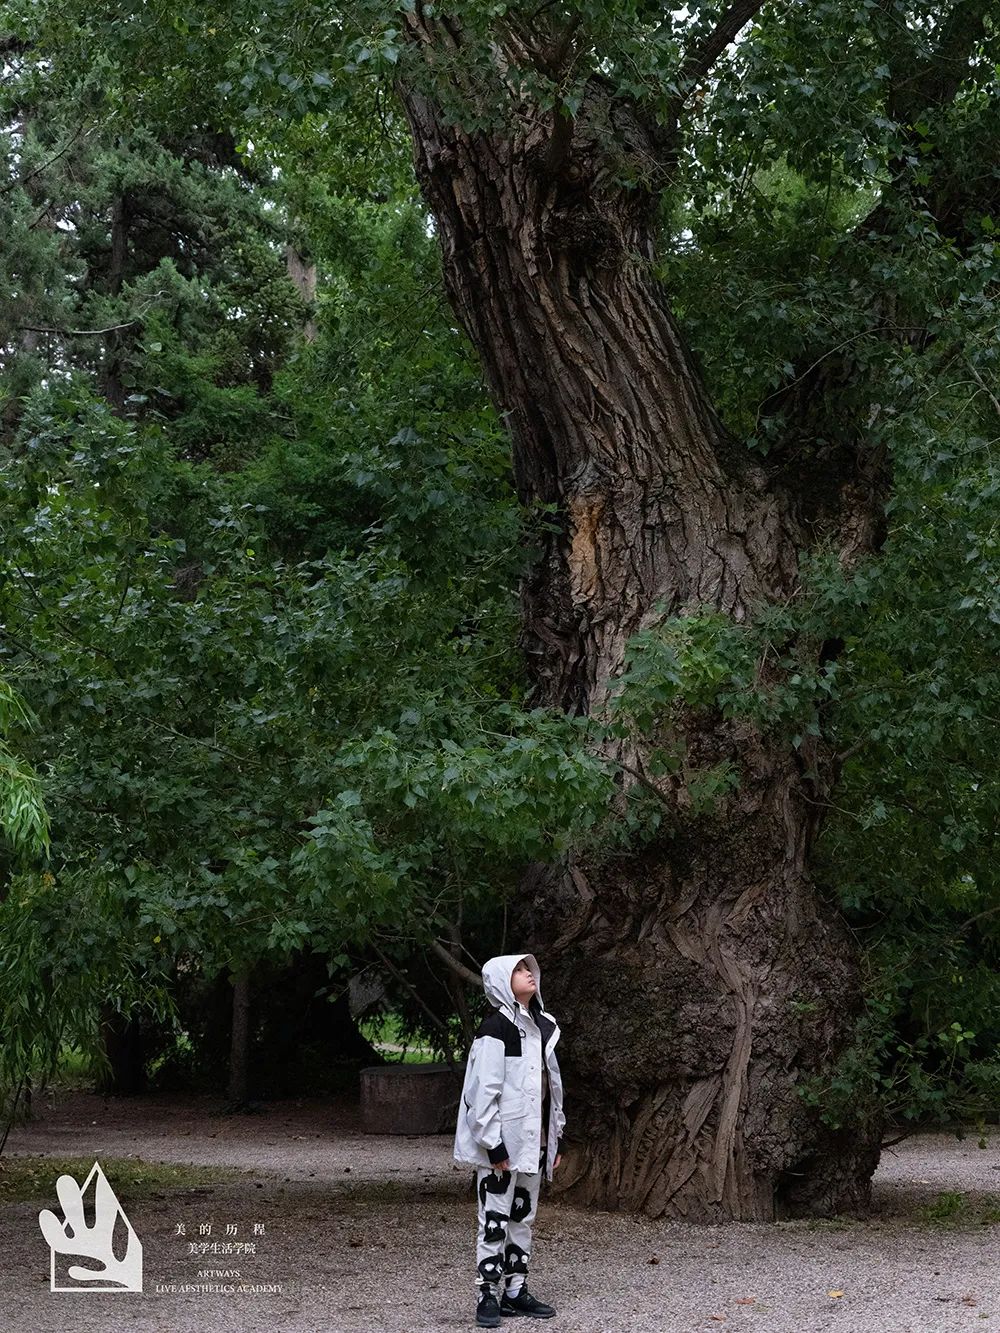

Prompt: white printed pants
[474,1163,543,1294]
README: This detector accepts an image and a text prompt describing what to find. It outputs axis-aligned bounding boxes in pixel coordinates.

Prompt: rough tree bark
[285,242,319,343]
[396,3,986,1219]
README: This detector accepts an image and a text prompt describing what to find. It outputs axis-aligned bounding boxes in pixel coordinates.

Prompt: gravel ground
[1,1091,998,1332]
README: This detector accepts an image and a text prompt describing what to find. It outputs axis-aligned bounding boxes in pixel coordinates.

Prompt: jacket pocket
[499,1092,528,1121]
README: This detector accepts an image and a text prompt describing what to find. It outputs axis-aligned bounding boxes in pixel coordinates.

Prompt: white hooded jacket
[453,952,565,1181]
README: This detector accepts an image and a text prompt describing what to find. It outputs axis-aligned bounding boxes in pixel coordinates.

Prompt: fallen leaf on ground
[828,1290,844,1298]
[735,1297,756,1305]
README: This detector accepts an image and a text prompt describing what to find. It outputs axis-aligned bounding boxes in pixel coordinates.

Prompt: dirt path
[1,1091,998,1332]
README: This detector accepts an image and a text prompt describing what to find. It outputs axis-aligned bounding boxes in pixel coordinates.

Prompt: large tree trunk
[400,80,885,1220]
[227,970,251,1106]
[101,190,130,413]
[97,1004,147,1096]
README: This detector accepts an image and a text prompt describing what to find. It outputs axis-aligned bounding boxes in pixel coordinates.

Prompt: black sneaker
[477,1286,502,1328]
[500,1286,556,1318]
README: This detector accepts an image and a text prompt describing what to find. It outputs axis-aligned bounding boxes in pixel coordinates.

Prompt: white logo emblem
[39,1161,143,1292]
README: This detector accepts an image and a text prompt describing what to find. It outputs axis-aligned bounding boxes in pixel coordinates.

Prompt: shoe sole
[500,1311,556,1319]
[476,1319,502,1328]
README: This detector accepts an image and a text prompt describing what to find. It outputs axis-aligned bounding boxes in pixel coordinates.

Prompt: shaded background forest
[2,15,999,1140]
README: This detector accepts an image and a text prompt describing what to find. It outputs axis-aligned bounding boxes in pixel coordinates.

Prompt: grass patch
[917,1190,1000,1228]
[53,1044,93,1085]
[0,1154,242,1206]
[361,1011,436,1064]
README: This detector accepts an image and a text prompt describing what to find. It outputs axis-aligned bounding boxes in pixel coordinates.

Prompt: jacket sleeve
[463,1034,509,1163]
[553,1051,566,1152]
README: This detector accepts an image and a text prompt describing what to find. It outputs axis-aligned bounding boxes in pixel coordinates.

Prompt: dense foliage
[0,62,625,1102]
[1,1,999,1132]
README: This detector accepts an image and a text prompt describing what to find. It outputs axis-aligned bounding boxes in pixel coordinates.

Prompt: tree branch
[371,941,461,1071]
[428,935,482,988]
[655,2,767,157]
[436,921,477,1048]
[1,123,95,196]
[19,318,140,337]
[860,0,995,243]
[675,1,768,98]
[886,0,992,124]
[17,290,170,339]
[763,3,996,539]
[966,358,1000,420]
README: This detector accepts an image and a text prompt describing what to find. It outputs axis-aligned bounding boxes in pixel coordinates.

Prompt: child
[454,952,565,1327]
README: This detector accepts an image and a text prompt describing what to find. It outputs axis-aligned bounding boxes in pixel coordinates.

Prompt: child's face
[511,959,537,1004]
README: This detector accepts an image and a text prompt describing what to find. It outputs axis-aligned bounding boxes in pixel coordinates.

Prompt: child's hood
[481,952,544,1016]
